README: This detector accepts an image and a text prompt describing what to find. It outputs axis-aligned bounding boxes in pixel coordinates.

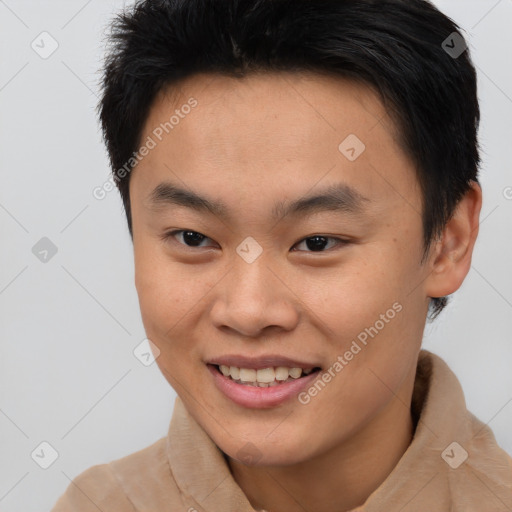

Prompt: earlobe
[424,181,482,298]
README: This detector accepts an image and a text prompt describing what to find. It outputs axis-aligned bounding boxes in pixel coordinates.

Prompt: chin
[217,433,317,468]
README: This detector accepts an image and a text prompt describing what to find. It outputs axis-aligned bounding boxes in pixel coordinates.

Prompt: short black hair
[98,0,480,320]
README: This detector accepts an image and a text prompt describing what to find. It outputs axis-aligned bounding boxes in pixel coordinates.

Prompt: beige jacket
[51,350,512,511]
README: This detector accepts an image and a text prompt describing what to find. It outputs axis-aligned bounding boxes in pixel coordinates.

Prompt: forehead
[149,71,396,152]
[130,71,420,221]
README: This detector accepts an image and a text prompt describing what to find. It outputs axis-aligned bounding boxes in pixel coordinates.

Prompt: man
[52,0,512,510]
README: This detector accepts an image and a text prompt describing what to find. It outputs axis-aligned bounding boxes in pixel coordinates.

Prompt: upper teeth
[218,365,314,385]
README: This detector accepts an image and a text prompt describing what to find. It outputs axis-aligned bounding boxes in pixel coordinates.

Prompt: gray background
[0,1,511,510]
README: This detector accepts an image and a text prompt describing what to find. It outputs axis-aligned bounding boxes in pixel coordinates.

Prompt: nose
[209,255,300,338]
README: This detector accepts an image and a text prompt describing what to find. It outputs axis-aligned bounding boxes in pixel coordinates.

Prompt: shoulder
[50,462,136,511]
[51,437,183,511]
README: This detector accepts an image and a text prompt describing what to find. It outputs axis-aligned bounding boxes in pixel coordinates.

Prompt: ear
[424,181,482,299]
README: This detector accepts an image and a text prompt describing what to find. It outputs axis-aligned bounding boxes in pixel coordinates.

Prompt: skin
[129,71,482,512]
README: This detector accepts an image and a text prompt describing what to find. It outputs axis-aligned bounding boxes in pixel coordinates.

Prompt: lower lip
[207,364,321,409]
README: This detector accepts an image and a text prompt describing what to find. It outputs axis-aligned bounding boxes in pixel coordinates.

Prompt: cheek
[300,245,421,385]
[300,251,402,333]
[134,255,212,387]
[134,244,205,342]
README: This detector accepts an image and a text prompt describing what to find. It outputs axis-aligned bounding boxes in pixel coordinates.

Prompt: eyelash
[161,230,349,253]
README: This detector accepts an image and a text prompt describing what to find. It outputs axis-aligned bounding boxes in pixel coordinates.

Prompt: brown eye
[292,236,348,252]
[163,230,215,248]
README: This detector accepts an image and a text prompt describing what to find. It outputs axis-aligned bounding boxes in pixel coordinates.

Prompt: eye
[163,230,348,253]
[163,230,216,248]
[291,235,347,252]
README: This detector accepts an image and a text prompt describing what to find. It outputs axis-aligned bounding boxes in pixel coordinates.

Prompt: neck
[228,372,416,512]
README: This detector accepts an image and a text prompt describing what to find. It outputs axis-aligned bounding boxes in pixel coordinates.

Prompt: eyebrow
[146,181,370,221]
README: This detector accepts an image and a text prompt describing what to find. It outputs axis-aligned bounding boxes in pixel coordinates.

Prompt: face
[129,72,432,466]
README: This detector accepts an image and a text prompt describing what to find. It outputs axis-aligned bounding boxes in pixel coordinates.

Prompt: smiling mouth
[211,364,322,387]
